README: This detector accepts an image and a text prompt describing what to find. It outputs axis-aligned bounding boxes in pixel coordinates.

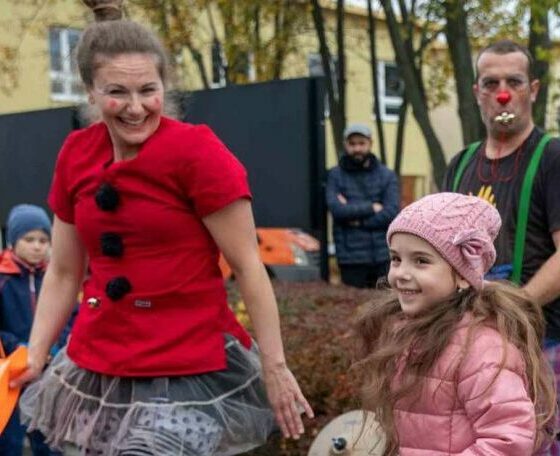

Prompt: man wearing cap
[442,40,560,448]
[326,123,400,288]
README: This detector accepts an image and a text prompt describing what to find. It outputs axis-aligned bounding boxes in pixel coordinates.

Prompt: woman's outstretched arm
[11,216,86,387]
[203,198,314,439]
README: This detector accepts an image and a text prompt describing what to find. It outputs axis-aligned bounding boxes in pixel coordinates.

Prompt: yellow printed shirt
[442,128,560,338]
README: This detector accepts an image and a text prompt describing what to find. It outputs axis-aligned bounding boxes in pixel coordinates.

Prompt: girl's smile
[388,233,469,316]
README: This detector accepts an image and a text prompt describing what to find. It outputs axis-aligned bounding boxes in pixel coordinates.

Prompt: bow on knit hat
[387,193,501,290]
[6,204,52,247]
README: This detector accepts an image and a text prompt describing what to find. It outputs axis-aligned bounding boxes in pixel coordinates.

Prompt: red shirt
[48,117,251,376]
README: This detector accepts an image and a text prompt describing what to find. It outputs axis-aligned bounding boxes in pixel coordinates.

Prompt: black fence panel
[180,78,325,231]
[181,78,328,278]
[0,107,77,241]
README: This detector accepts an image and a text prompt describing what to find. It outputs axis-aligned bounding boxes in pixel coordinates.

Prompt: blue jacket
[326,153,400,265]
[0,250,73,356]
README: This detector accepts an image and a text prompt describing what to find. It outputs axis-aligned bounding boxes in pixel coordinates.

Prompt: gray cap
[343,123,372,140]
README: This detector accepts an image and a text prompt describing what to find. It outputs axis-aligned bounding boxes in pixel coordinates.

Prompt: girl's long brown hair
[354,281,557,455]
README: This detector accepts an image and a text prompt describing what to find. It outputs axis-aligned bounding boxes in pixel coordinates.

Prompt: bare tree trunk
[272,1,283,79]
[397,0,425,100]
[443,0,483,144]
[528,1,551,128]
[272,0,290,80]
[310,0,345,155]
[253,3,262,80]
[187,45,210,89]
[381,0,447,188]
[205,3,229,85]
[336,0,346,131]
[394,96,408,176]
[366,0,387,164]
[206,3,219,40]
[163,2,209,89]
[217,2,237,85]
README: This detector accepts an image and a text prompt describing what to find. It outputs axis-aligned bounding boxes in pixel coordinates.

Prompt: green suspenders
[452,134,552,284]
[452,141,481,193]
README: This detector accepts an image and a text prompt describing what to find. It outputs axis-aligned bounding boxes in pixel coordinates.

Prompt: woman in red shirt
[13,5,312,455]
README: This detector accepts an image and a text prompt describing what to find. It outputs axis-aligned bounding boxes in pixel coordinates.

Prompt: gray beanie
[6,204,52,246]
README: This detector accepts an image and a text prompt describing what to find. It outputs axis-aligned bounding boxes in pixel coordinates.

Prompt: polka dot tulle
[20,336,276,455]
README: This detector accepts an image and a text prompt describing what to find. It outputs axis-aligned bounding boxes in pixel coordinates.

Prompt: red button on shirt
[49,117,252,376]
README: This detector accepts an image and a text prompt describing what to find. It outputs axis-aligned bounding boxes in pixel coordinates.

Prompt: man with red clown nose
[443,39,560,452]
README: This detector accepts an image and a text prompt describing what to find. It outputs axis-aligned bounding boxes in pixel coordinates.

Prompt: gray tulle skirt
[19,335,276,455]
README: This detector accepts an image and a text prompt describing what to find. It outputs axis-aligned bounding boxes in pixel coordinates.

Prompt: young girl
[354,192,556,455]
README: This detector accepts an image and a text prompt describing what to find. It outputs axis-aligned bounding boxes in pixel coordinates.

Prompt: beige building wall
[0,0,88,113]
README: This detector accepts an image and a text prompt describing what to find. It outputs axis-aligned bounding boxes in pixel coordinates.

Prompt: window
[377,61,404,122]
[49,27,85,102]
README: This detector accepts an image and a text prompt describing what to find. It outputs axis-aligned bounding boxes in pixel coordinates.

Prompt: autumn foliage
[228,280,374,456]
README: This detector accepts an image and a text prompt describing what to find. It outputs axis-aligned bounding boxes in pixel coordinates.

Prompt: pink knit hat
[387,192,501,290]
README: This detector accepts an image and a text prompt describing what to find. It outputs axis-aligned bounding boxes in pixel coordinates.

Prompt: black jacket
[326,154,400,264]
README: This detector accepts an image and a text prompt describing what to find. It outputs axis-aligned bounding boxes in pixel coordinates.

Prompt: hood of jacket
[0,249,46,276]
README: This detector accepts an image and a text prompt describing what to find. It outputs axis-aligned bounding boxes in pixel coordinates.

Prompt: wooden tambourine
[0,345,28,434]
[307,410,385,456]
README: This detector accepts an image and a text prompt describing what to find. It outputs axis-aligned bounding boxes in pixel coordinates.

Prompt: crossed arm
[326,171,400,227]
[325,174,376,220]
[360,173,400,230]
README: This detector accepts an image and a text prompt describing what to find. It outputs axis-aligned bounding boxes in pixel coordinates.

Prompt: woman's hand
[203,200,314,436]
[262,361,314,439]
[9,351,47,388]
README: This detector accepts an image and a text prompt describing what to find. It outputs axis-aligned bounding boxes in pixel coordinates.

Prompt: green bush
[228,281,375,456]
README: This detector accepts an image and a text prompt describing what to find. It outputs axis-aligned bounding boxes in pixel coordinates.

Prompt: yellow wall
[0,0,88,113]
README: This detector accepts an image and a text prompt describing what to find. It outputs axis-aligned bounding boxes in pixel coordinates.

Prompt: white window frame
[377,61,403,122]
[49,27,86,102]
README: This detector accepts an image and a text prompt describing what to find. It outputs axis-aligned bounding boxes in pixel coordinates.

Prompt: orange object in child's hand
[0,346,28,435]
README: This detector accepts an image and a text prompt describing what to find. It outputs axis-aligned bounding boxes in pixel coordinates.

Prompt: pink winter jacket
[394,317,536,455]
